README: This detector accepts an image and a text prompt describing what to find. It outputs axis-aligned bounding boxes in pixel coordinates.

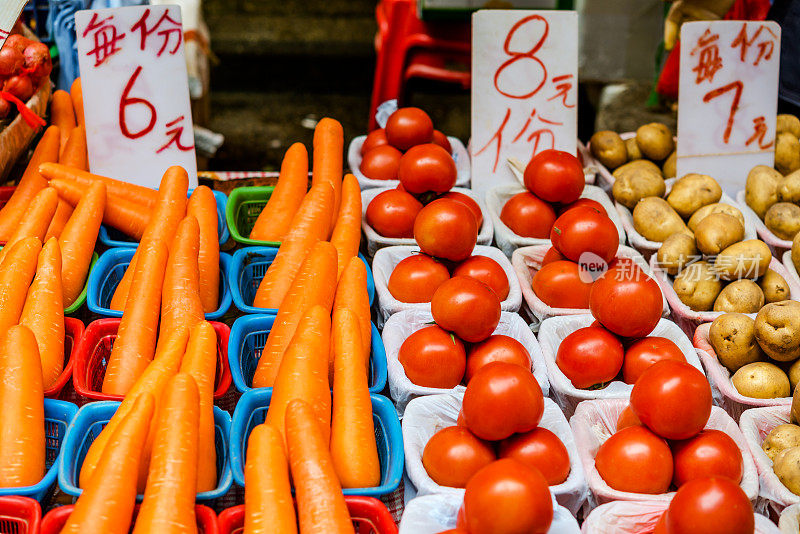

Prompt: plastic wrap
[782,251,800,288]
[505,140,598,186]
[737,190,793,256]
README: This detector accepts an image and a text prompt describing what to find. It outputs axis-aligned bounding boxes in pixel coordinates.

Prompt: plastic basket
[227,313,387,394]
[98,189,229,248]
[41,504,219,534]
[58,400,233,501]
[229,389,403,497]
[225,186,280,247]
[86,247,233,320]
[71,318,231,402]
[45,317,85,399]
[0,399,78,503]
[228,246,375,314]
[0,496,41,534]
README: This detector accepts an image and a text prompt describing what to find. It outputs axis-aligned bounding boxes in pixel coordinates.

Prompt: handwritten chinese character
[130,8,182,57]
[745,116,774,150]
[83,13,126,67]
[547,74,575,108]
[156,115,194,153]
[731,23,777,66]
[702,81,743,144]
[691,28,722,84]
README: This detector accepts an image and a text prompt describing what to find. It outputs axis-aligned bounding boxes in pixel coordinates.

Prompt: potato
[764,424,800,461]
[612,168,667,210]
[790,359,800,391]
[759,269,791,304]
[695,213,745,256]
[793,232,800,275]
[773,445,800,495]
[709,313,764,372]
[673,260,723,311]
[625,137,642,161]
[745,165,782,219]
[688,203,745,232]
[778,169,800,204]
[713,280,765,313]
[713,240,772,281]
[590,131,627,170]
[755,301,800,362]
[794,382,800,423]
[765,202,800,240]
[732,361,791,398]
[778,114,800,138]
[667,173,723,218]
[662,151,676,179]
[633,197,692,242]
[636,123,674,161]
[656,234,698,276]
[612,159,662,180]
[776,132,800,175]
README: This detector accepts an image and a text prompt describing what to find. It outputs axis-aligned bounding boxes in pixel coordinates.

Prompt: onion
[0,98,10,120]
[4,35,29,55]
[4,74,33,101]
[0,47,23,76]
[23,42,51,80]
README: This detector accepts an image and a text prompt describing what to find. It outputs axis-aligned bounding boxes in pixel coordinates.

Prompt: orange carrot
[132,373,199,534]
[160,216,204,337]
[44,201,73,242]
[0,238,41,333]
[45,127,86,241]
[311,118,344,234]
[265,305,332,445]
[250,143,309,242]
[70,77,84,127]
[102,240,168,396]
[51,90,76,155]
[20,238,65,390]
[244,424,297,534]
[38,163,158,208]
[252,183,334,309]
[187,186,219,313]
[61,394,155,534]
[0,325,44,487]
[332,257,371,376]
[0,187,58,265]
[58,180,105,307]
[285,399,354,534]
[252,241,338,388]
[330,174,361,279]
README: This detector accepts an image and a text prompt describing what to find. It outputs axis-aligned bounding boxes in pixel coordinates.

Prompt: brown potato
[794,382,800,424]
[713,280,765,313]
[759,269,791,304]
[673,260,723,311]
[778,114,800,138]
[776,132,800,175]
[793,232,800,275]
[695,213,745,256]
[745,165,782,220]
[656,234,699,276]
[590,131,627,170]
[755,301,800,361]
[778,169,800,204]
[625,137,642,161]
[636,123,674,161]
[633,197,692,242]
[688,203,745,232]
[612,168,666,210]
[765,202,800,240]
[732,361,791,398]
[790,359,800,391]
[667,173,723,218]
[713,240,772,281]
[763,424,800,461]
[662,151,676,179]
[709,313,764,372]
[773,445,800,495]
[612,159,662,180]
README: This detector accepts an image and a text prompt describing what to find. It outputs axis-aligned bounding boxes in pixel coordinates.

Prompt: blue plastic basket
[98,189,230,248]
[229,389,403,496]
[228,246,375,314]
[0,399,78,503]
[86,247,232,320]
[227,314,387,394]
[58,401,232,501]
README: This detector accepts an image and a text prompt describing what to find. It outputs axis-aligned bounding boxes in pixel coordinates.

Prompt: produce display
[0,33,51,120]
[589,123,676,180]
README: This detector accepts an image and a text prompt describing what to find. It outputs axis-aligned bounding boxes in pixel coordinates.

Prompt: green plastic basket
[65,252,99,315]
[225,186,281,247]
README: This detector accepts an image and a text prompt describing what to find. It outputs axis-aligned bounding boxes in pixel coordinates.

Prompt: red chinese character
[83,12,126,67]
[156,115,194,154]
[119,66,156,139]
[702,81,743,144]
[475,109,512,173]
[494,14,549,99]
[745,116,774,149]
[476,107,562,172]
[731,23,777,66]
[690,28,722,84]
[513,108,562,142]
[130,8,183,57]
[546,74,575,108]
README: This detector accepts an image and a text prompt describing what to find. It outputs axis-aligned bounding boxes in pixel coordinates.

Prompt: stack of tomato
[0,34,51,118]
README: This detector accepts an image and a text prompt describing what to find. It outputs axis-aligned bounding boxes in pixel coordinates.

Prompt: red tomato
[654,513,668,534]
[386,107,434,151]
[558,198,606,215]
[540,247,565,266]
[414,199,477,261]
[531,260,592,309]
[456,505,467,529]
[594,425,673,494]
[431,276,501,343]
[589,260,663,338]
[453,256,509,301]
[499,192,556,238]
[398,144,457,194]
[365,189,423,238]
[388,254,450,303]
[456,410,466,427]
[671,430,743,488]
[462,362,544,441]
[465,335,530,383]
[550,206,619,264]
[523,149,584,204]
[664,478,754,534]
[464,459,553,534]
[498,428,571,485]
[361,128,389,155]
[360,145,402,181]
[432,130,452,153]
[441,191,483,227]
[622,337,686,384]
[556,326,624,389]
[616,405,642,431]
[398,325,466,388]
[422,426,496,488]
[630,360,712,440]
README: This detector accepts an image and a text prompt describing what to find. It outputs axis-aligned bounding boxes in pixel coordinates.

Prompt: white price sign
[0,1,26,49]
[470,9,578,197]
[75,5,197,189]
[677,20,780,195]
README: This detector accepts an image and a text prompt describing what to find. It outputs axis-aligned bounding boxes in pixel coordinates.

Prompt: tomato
[360,145,402,181]
[594,425,673,494]
[453,256,509,301]
[556,326,624,389]
[499,192,556,238]
[616,405,642,431]
[558,198,606,215]
[422,426,496,488]
[387,254,450,303]
[531,260,592,309]
[550,206,619,264]
[456,505,467,529]
[365,189,423,238]
[441,191,483,227]
[463,459,553,534]
[664,478,754,534]
[498,428,571,485]
[432,130,452,153]
[654,513,668,534]
[456,410,466,427]
[523,149,584,204]
[361,128,389,155]
[397,325,466,388]
[630,360,712,440]
[540,247,565,266]
[622,337,686,384]
[465,335,530,383]
[398,144,457,194]
[589,260,663,338]
[414,199,477,261]
[385,107,434,151]
[462,362,544,441]
[671,430,743,488]
[431,276,501,343]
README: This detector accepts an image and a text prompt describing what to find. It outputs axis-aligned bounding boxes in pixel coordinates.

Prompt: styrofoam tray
[505,140,598,186]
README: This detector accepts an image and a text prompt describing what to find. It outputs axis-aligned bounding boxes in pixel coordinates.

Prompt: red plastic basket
[44,317,85,398]
[0,495,41,534]
[72,318,232,401]
[218,497,398,534]
[41,503,218,534]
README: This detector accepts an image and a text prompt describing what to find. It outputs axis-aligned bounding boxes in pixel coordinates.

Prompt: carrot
[187,186,219,313]
[0,325,44,487]
[160,216,204,337]
[0,126,60,240]
[285,399,354,534]
[244,424,297,534]
[264,305,332,445]
[44,201,72,242]
[330,174,361,279]
[132,373,199,534]
[250,142,309,242]
[0,186,57,266]
[58,180,105,307]
[61,394,155,534]
[252,183,334,309]
[46,126,87,242]
[70,77,84,127]
[0,237,41,333]
[311,118,344,234]
[332,257,371,377]
[179,321,217,492]
[51,90,76,155]
[38,163,158,208]
[252,241,338,388]
[102,240,168,396]
[20,238,64,390]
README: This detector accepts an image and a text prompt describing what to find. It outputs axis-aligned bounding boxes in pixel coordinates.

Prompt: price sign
[677,20,780,195]
[0,1,26,49]
[470,9,578,197]
[75,5,197,189]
